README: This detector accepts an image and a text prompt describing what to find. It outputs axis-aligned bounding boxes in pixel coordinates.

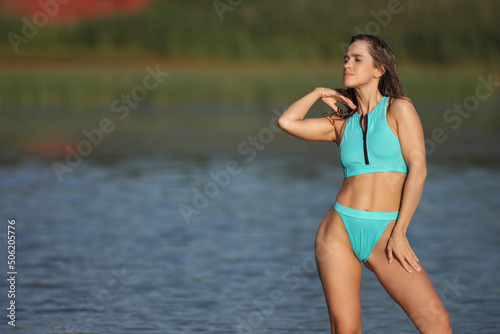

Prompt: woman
[278,34,451,333]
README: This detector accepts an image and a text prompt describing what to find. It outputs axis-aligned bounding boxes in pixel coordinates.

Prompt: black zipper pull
[360,115,369,165]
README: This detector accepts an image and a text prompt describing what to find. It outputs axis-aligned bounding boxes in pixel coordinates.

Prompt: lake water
[0,147,499,333]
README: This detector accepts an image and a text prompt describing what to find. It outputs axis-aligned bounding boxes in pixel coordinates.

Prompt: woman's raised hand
[317,87,357,112]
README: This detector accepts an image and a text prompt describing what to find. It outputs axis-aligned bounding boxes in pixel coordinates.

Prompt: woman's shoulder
[388,96,414,108]
[387,97,422,130]
[387,97,418,118]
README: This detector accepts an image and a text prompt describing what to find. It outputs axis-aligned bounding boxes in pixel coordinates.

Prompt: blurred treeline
[0,0,499,64]
[0,0,499,158]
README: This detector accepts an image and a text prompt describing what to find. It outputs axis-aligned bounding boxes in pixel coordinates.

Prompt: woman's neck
[354,87,383,116]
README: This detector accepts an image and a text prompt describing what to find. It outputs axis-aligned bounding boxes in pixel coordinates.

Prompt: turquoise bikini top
[339,96,408,178]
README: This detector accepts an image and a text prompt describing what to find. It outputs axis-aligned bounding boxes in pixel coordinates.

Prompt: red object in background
[1,0,152,22]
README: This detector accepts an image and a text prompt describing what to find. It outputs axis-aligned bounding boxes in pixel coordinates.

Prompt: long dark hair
[327,34,406,120]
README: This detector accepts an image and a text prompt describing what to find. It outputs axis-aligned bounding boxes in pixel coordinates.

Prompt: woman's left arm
[387,98,427,274]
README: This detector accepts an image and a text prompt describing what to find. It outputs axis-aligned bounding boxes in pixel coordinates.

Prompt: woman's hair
[327,34,406,120]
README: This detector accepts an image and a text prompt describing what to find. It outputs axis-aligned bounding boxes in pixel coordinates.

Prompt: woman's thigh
[315,207,363,331]
[365,221,450,332]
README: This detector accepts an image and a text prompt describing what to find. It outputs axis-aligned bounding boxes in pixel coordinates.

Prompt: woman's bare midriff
[335,172,407,212]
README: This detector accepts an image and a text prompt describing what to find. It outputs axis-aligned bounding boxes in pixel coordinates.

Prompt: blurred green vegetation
[1,65,499,153]
[0,0,499,64]
[0,63,497,106]
[0,0,498,107]
[0,0,498,158]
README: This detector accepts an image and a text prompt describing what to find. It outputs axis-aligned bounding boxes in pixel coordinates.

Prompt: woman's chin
[343,78,355,88]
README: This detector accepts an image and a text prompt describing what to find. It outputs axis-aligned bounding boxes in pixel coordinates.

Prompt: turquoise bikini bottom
[334,201,399,263]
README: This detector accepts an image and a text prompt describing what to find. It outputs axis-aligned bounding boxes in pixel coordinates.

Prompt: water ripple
[0,155,498,333]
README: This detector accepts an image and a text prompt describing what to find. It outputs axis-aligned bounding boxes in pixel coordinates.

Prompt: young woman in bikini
[278,34,452,333]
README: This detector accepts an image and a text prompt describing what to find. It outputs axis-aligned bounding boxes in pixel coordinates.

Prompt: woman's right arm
[278,87,356,142]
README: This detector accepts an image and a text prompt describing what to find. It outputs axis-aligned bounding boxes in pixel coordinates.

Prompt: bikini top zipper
[360,114,369,165]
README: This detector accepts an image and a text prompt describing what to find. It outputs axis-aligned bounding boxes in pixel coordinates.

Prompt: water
[0,151,499,333]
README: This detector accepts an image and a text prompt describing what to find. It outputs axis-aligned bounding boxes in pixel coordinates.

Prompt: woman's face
[343,40,383,88]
